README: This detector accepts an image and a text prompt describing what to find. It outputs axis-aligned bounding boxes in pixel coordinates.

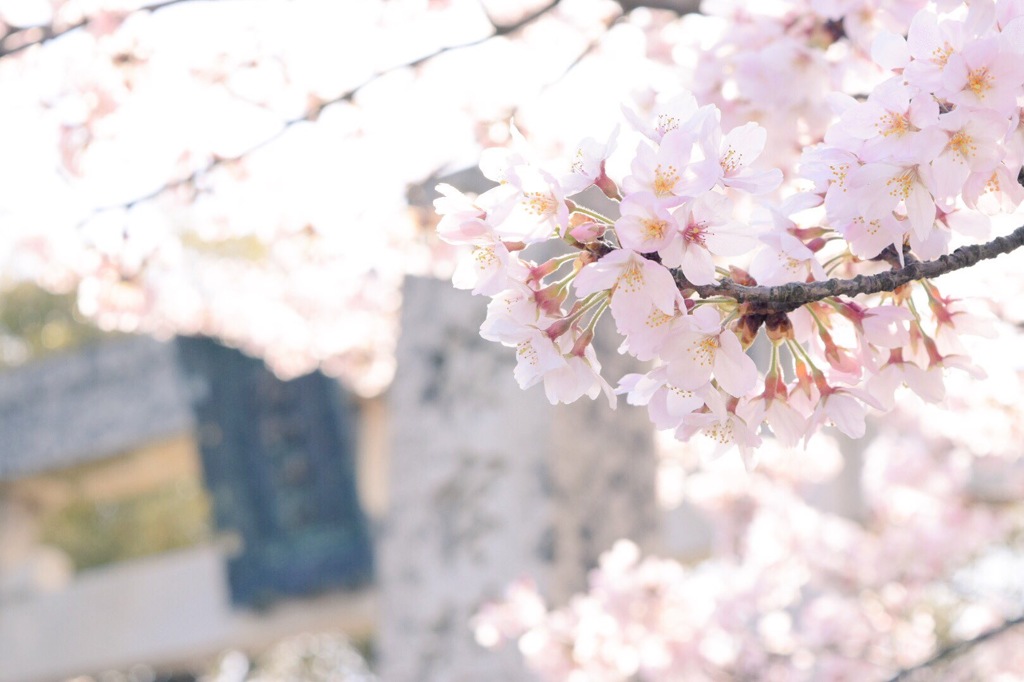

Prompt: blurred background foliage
[0,283,116,368]
[25,437,214,572]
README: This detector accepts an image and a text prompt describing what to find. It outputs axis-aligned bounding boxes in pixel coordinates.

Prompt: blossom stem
[806,304,830,333]
[768,341,780,376]
[786,337,818,370]
[565,291,608,322]
[823,252,851,275]
[570,205,615,225]
[905,293,924,324]
[582,299,610,336]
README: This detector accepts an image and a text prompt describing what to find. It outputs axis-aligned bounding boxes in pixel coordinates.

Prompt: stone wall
[379,277,659,681]
[0,338,194,480]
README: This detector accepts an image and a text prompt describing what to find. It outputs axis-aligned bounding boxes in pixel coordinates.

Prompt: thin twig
[681,224,1024,313]
[502,5,626,127]
[886,613,1024,682]
[615,0,701,13]
[0,0,214,58]
[82,0,564,218]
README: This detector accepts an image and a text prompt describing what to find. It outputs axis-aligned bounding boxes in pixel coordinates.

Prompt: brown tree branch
[614,0,701,13]
[886,613,1024,681]
[680,224,1024,313]
[0,0,214,58]
[84,0,564,217]
[501,5,626,128]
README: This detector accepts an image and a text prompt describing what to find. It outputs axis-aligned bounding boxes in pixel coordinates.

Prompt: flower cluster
[473,426,1024,681]
[437,0,1024,459]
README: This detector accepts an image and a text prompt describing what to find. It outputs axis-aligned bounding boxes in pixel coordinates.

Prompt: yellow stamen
[687,335,719,368]
[653,163,679,196]
[720,146,744,174]
[876,111,910,137]
[967,67,993,98]
[641,218,668,242]
[948,130,976,161]
[524,192,555,217]
[618,261,645,293]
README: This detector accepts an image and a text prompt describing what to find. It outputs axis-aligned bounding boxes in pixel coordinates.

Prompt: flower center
[653,164,679,196]
[656,114,679,138]
[984,170,1000,194]
[931,43,953,67]
[948,130,976,160]
[569,148,585,174]
[886,170,914,201]
[876,111,910,137]
[618,261,645,293]
[687,335,719,368]
[705,417,735,444]
[720,146,744,174]
[967,67,993,98]
[684,222,707,246]
[641,218,668,242]
[829,162,849,192]
[474,246,498,272]
[646,309,673,329]
[524,192,556,217]
[517,341,538,366]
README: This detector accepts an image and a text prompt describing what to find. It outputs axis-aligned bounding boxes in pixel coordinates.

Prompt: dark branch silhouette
[679,224,1024,313]
[886,613,1024,681]
[614,0,701,13]
[83,0,565,217]
[30,0,1024,313]
[0,0,211,58]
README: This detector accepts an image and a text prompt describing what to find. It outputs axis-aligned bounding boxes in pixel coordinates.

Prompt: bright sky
[0,0,645,393]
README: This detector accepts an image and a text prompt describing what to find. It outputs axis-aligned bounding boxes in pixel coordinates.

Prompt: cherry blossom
[659,191,755,286]
[702,121,783,194]
[622,128,718,203]
[442,0,1024,458]
[614,192,678,254]
[662,306,758,398]
[434,2,1024,679]
[573,249,679,332]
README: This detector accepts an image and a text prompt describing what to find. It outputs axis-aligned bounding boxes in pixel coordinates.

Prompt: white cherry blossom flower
[703,121,782,194]
[866,350,943,411]
[808,385,883,441]
[614,192,678,254]
[675,395,762,467]
[622,129,718,203]
[543,342,616,409]
[623,92,711,144]
[929,108,1006,203]
[617,368,707,430]
[837,78,942,164]
[451,241,524,296]
[844,162,937,240]
[434,183,492,246]
[749,231,826,286]
[511,327,568,391]
[574,249,679,332]
[560,126,620,197]
[663,306,758,397]
[943,35,1024,115]
[615,301,688,362]
[477,165,569,244]
[660,192,755,286]
[480,286,558,346]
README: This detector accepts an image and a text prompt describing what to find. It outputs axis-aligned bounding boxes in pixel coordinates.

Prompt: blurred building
[0,278,672,682]
[0,335,376,682]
